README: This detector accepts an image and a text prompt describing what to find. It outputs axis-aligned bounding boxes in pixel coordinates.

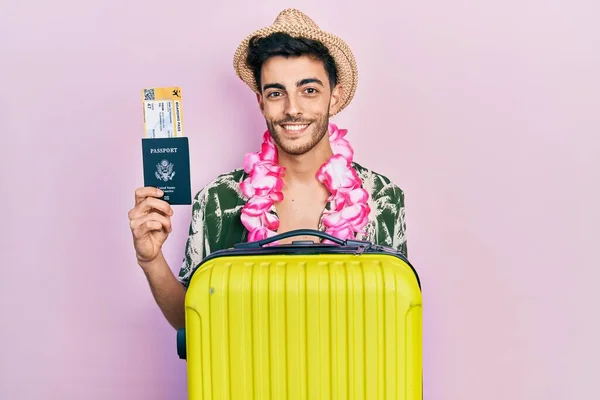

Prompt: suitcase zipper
[354,245,368,255]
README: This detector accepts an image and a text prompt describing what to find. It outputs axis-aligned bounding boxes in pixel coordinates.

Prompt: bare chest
[275,187,329,244]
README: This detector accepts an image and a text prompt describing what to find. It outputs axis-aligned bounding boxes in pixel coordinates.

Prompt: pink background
[2,0,599,399]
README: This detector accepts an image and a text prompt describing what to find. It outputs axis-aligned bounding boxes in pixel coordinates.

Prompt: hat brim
[233,26,358,116]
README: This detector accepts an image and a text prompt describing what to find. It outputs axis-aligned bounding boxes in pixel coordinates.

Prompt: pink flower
[253,161,284,177]
[329,123,354,161]
[322,203,370,234]
[316,154,361,193]
[342,203,370,232]
[240,174,280,199]
[241,196,279,233]
[327,187,368,210]
[261,131,278,161]
[327,192,346,211]
[241,196,272,215]
[243,152,261,173]
[247,226,278,242]
[348,187,368,204]
[240,158,284,200]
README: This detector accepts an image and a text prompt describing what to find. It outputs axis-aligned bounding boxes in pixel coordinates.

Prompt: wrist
[137,251,166,271]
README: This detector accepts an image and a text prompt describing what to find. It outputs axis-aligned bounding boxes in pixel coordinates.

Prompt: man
[128,9,408,330]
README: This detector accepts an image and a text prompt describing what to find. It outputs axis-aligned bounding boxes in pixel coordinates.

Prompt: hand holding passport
[141,87,192,205]
[128,86,191,327]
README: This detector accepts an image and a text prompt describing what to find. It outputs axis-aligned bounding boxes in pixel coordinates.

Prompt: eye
[304,87,318,94]
[267,91,282,98]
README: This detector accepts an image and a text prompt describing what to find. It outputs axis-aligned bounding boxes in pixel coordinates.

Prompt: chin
[281,133,327,156]
[275,137,308,155]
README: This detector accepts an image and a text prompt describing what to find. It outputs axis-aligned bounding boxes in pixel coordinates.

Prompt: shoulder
[192,168,247,209]
[351,161,408,253]
[352,161,405,205]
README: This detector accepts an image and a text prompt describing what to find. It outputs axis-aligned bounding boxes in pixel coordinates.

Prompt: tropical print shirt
[177,161,408,287]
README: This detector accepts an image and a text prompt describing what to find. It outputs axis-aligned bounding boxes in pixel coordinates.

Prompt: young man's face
[257,55,341,156]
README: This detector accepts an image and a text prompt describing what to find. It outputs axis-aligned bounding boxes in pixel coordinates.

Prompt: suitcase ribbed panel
[185,253,422,400]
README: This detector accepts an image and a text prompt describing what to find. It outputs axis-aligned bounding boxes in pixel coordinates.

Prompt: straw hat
[233,8,358,115]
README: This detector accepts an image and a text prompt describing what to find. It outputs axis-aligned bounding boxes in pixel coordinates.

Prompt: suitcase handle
[235,228,350,248]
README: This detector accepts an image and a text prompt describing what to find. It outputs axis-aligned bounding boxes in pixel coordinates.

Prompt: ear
[255,91,264,112]
[328,84,342,115]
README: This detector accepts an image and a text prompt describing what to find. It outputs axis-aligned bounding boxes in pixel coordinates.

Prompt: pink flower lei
[239,123,371,243]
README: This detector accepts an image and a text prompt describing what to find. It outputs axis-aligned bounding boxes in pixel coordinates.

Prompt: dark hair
[246,32,338,92]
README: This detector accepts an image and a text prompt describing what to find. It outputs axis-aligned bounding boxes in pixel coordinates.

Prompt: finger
[132,220,164,240]
[130,212,172,232]
[130,212,172,234]
[144,197,174,216]
[129,197,173,220]
[135,187,164,205]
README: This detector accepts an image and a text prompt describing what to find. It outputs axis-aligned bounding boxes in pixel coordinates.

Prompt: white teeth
[283,124,308,131]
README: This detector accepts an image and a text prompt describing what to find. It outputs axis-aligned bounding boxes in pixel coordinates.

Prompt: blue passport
[142,137,192,205]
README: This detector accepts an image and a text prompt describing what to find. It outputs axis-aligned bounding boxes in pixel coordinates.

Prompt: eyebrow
[263,77,325,92]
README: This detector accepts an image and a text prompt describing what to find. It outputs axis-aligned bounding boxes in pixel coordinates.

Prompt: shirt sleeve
[177,187,209,288]
[390,184,408,257]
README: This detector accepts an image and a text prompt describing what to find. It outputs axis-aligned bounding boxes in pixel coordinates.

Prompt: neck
[278,136,333,184]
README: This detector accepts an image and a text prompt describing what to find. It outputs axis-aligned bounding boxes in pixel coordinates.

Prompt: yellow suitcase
[177,229,422,399]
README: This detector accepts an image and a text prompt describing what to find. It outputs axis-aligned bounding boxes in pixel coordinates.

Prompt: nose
[284,93,302,118]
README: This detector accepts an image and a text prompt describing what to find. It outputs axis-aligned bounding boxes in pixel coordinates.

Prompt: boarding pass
[142,87,184,138]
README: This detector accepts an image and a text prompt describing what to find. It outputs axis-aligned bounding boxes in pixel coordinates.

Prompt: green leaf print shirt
[177,161,408,287]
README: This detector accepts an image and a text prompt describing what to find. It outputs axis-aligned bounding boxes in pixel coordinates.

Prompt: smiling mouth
[280,123,310,132]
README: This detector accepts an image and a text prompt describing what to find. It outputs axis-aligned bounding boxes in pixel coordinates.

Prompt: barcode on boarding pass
[142,87,184,138]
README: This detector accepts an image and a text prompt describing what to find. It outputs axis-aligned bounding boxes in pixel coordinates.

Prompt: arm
[128,186,188,330]
[139,253,187,330]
